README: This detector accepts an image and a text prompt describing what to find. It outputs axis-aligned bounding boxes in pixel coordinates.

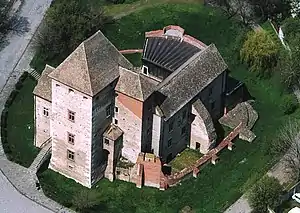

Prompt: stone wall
[115,92,143,163]
[49,79,93,188]
[34,96,51,147]
[190,105,212,153]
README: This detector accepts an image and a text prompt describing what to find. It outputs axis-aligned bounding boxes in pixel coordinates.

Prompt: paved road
[0,0,52,91]
[0,172,53,213]
[0,0,56,212]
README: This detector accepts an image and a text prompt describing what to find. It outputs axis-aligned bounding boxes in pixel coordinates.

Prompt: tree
[34,0,113,66]
[240,30,280,76]
[273,119,300,181]
[281,17,300,43]
[277,34,300,89]
[72,190,101,212]
[250,0,291,22]
[248,176,283,213]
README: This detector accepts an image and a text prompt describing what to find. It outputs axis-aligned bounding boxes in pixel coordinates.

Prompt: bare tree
[275,119,300,181]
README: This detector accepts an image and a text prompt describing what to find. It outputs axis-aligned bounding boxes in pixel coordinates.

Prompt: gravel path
[0,171,53,213]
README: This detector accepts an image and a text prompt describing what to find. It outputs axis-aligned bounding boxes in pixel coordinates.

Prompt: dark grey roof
[157,44,228,120]
[33,65,54,102]
[143,37,201,72]
[115,67,159,101]
[49,30,133,96]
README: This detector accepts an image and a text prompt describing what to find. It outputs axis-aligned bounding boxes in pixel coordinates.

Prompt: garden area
[169,148,203,174]
[31,2,300,213]
[1,74,39,167]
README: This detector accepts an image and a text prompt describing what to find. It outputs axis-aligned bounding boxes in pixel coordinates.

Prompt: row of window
[167,126,187,147]
[168,109,187,133]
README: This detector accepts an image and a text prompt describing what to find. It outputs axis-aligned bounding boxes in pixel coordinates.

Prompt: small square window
[67,150,75,161]
[68,88,74,93]
[106,105,111,117]
[56,84,60,87]
[43,107,49,117]
[115,107,119,113]
[114,118,118,125]
[68,110,75,122]
[168,121,174,133]
[168,138,172,147]
[147,127,151,135]
[68,132,75,145]
[83,96,87,99]
[96,96,99,100]
[104,138,109,145]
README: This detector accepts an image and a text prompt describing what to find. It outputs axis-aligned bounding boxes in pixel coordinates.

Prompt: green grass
[6,77,39,167]
[36,3,300,213]
[170,149,203,173]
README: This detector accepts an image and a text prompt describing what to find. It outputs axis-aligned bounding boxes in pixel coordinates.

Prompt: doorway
[196,142,201,150]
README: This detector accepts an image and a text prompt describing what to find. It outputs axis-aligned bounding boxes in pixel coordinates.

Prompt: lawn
[6,77,39,167]
[36,2,300,213]
[170,148,203,173]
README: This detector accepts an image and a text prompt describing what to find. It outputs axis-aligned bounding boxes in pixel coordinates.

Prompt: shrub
[106,0,125,4]
[4,90,19,107]
[15,81,23,90]
[247,176,283,213]
[19,71,28,83]
[280,94,298,115]
[0,108,8,129]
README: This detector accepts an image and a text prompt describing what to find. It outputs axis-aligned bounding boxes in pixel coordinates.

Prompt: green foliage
[280,94,298,115]
[240,30,279,76]
[6,77,39,167]
[281,17,300,43]
[106,0,125,4]
[248,176,283,213]
[33,0,113,70]
[277,34,300,89]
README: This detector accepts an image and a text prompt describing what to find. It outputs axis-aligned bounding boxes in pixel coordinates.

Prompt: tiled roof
[48,30,133,96]
[116,67,159,101]
[33,65,54,102]
[157,44,228,120]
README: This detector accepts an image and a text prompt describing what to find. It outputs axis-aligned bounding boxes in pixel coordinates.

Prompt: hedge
[1,72,29,159]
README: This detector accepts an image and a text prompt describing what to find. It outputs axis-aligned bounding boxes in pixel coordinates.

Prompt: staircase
[28,68,41,80]
[29,139,52,173]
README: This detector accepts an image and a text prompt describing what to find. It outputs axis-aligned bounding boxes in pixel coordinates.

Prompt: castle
[33,25,229,189]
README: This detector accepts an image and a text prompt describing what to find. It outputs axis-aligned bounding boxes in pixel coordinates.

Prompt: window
[168,138,172,147]
[147,127,151,135]
[106,105,111,117]
[56,84,60,87]
[182,109,187,120]
[104,138,109,145]
[114,118,118,125]
[68,110,75,122]
[68,88,74,93]
[168,121,174,132]
[67,150,75,161]
[147,105,151,112]
[142,65,148,75]
[43,107,49,117]
[83,96,87,99]
[115,106,119,113]
[210,101,215,110]
[209,87,213,96]
[96,96,99,100]
[181,126,187,136]
[68,132,75,145]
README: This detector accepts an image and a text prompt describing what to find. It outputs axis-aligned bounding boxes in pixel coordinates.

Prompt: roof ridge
[82,42,93,96]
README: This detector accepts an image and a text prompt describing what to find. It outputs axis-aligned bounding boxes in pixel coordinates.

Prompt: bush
[106,0,125,3]
[15,81,23,90]
[4,90,19,107]
[280,94,298,115]
[0,108,8,129]
[248,176,283,213]
[19,71,28,83]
